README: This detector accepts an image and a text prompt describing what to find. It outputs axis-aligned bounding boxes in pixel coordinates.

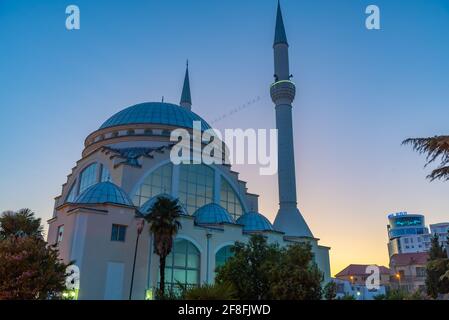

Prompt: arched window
[220,178,244,220]
[178,164,214,215]
[66,181,77,202]
[100,164,111,182]
[133,163,172,206]
[163,239,200,292]
[79,163,98,194]
[215,245,234,270]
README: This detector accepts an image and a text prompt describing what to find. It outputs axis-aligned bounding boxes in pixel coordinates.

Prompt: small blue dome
[99,102,211,131]
[74,182,133,206]
[139,194,187,215]
[194,203,234,225]
[236,212,274,232]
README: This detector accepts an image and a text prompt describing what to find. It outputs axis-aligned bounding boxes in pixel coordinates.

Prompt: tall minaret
[271,1,313,238]
[180,61,192,110]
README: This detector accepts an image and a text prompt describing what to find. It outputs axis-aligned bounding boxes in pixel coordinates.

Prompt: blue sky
[1,0,448,274]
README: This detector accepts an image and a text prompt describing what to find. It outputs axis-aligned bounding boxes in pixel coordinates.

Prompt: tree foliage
[323,281,337,300]
[374,289,425,300]
[270,243,323,300]
[0,209,68,300]
[426,233,449,298]
[181,282,236,300]
[215,235,323,300]
[0,209,43,239]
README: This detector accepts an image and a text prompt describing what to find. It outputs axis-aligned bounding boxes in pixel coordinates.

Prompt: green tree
[429,233,447,260]
[384,289,408,300]
[216,235,323,300]
[215,235,280,300]
[426,234,449,298]
[402,136,449,181]
[0,210,68,299]
[323,281,337,300]
[144,196,183,298]
[0,209,43,239]
[181,282,236,300]
[270,243,323,300]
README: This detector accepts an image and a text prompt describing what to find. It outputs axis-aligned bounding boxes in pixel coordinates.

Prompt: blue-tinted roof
[194,203,234,225]
[74,182,133,206]
[236,211,274,232]
[139,194,187,215]
[99,102,211,131]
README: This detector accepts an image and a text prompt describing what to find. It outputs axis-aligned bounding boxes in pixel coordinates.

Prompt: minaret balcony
[270,80,296,105]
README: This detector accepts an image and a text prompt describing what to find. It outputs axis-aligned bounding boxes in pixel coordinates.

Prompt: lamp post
[129,218,145,300]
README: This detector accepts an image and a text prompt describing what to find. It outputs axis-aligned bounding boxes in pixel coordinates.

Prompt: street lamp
[129,218,145,300]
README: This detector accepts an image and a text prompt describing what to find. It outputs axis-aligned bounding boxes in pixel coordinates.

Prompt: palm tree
[0,208,43,239]
[144,196,183,298]
[402,136,449,181]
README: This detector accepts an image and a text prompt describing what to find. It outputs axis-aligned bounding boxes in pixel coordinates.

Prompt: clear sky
[1,0,449,275]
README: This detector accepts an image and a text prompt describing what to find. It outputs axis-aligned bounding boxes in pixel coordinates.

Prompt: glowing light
[145,288,154,300]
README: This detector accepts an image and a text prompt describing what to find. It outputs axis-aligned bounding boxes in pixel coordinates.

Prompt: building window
[416,267,426,277]
[215,245,234,270]
[220,178,244,220]
[56,225,64,244]
[111,224,127,242]
[178,164,214,215]
[79,163,98,194]
[133,163,173,206]
[100,164,111,182]
[66,181,77,202]
[144,129,153,136]
[163,239,200,292]
[127,129,135,135]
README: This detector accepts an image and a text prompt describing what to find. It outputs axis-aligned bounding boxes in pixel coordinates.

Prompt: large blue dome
[99,102,211,131]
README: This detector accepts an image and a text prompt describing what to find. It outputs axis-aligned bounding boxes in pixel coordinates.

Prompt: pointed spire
[180,60,192,110]
[274,0,288,46]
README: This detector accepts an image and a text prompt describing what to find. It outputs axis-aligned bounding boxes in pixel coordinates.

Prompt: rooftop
[335,264,391,277]
[99,102,211,131]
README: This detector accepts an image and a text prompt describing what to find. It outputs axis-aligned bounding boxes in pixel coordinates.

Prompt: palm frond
[403,136,449,181]
[402,136,449,167]
[427,165,449,181]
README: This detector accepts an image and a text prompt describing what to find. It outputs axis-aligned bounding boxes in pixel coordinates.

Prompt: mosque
[47,2,331,299]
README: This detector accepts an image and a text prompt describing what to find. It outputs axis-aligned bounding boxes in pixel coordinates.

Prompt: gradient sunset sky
[1,0,449,275]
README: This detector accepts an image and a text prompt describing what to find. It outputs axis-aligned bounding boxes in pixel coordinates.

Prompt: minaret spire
[180,60,192,110]
[271,1,313,238]
[274,0,288,47]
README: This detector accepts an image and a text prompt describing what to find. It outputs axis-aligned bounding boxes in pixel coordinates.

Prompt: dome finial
[180,60,192,110]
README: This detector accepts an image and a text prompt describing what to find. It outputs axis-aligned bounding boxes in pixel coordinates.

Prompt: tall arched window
[66,181,77,202]
[220,178,244,220]
[79,163,98,194]
[133,163,173,206]
[163,239,200,292]
[179,164,214,215]
[215,245,234,270]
